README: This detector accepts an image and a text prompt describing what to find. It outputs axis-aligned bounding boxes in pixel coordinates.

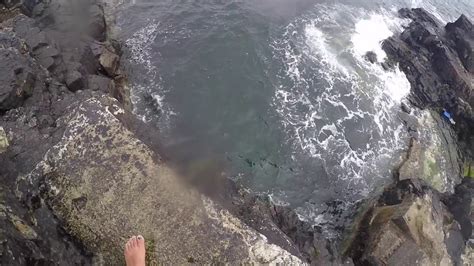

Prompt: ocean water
[112,0,474,238]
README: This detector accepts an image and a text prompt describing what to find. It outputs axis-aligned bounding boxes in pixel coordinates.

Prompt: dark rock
[79,44,100,74]
[364,51,377,64]
[1,0,20,9]
[400,100,412,113]
[442,177,474,241]
[398,8,440,27]
[37,114,54,128]
[21,0,42,16]
[0,49,37,111]
[446,15,474,73]
[65,70,85,92]
[382,9,474,157]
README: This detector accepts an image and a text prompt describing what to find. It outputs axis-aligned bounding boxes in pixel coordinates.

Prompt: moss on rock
[0,127,9,153]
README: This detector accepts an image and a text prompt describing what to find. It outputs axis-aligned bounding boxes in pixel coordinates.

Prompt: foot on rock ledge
[124,235,146,266]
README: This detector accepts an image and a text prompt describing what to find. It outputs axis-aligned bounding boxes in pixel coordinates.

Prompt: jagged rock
[382,8,474,156]
[0,127,8,153]
[442,178,474,241]
[346,179,466,265]
[446,15,474,73]
[364,51,377,64]
[0,49,36,111]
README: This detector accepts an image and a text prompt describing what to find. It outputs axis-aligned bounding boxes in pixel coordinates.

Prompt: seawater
[113,0,474,238]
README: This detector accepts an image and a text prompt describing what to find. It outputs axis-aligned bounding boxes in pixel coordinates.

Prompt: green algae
[464,162,474,179]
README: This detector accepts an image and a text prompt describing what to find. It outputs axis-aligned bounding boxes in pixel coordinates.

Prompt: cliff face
[382,8,474,157]
[345,9,473,266]
[0,1,308,264]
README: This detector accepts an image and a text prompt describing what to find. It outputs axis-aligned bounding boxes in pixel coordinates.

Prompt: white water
[272,5,412,231]
[124,20,175,128]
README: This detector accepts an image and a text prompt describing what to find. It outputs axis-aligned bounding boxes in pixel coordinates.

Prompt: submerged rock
[364,51,378,64]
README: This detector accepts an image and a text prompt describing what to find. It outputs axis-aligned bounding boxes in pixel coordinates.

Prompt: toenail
[137,235,143,240]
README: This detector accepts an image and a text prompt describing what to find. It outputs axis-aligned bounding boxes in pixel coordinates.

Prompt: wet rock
[346,179,466,265]
[400,99,412,114]
[382,8,474,156]
[364,51,377,64]
[0,127,8,153]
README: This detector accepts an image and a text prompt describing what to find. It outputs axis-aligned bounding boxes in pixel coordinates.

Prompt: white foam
[351,13,406,61]
[124,21,175,127]
[125,21,160,71]
[271,5,412,230]
[305,25,348,75]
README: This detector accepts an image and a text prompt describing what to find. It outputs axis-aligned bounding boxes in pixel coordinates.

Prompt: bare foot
[124,235,146,266]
